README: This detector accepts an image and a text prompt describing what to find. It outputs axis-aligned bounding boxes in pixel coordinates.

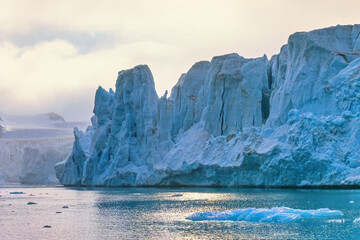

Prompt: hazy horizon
[1,0,360,121]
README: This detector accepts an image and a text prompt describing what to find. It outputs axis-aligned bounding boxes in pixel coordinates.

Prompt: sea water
[1,185,360,239]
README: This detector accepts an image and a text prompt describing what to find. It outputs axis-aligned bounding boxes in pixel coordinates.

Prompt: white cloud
[0,26,118,54]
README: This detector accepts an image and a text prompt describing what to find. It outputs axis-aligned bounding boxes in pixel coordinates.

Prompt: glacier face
[0,112,88,184]
[0,138,73,184]
[59,24,360,187]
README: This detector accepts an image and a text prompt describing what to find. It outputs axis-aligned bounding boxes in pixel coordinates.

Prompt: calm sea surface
[1,185,360,239]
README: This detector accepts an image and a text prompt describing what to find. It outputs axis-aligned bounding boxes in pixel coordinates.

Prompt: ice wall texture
[0,138,73,184]
[267,25,360,126]
[0,112,87,184]
[59,24,360,187]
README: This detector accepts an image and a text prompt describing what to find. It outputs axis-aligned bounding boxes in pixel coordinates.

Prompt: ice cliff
[59,24,360,187]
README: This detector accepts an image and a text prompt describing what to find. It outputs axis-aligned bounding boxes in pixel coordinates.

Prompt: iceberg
[58,24,360,187]
[186,207,343,223]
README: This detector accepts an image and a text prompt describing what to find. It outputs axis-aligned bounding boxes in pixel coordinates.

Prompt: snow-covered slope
[0,112,88,184]
[59,24,360,187]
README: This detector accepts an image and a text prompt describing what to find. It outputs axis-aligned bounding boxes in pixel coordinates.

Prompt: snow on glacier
[186,207,343,223]
[0,112,88,184]
[58,24,360,187]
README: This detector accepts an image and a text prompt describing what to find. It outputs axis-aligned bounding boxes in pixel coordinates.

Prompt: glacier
[0,112,88,184]
[58,24,360,187]
[186,207,343,223]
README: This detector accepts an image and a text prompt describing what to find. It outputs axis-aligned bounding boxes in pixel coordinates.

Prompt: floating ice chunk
[354,218,360,222]
[187,207,343,223]
[350,201,355,203]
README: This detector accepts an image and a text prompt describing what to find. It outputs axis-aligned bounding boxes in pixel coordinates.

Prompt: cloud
[1,0,360,121]
[0,26,118,54]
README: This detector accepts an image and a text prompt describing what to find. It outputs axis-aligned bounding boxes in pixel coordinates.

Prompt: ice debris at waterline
[186,207,343,223]
[58,24,360,187]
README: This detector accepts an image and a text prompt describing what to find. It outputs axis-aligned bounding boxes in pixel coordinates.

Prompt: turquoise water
[1,186,360,239]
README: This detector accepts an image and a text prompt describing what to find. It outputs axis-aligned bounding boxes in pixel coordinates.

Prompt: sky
[1,0,360,121]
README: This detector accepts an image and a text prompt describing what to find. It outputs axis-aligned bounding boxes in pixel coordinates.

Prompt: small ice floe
[171,194,183,197]
[10,192,24,194]
[62,205,69,208]
[354,218,360,222]
[187,207,343,223]
[350,201,355,204]
[43,225,51,228]
[327,219,345,223]
[27,202,37,205]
